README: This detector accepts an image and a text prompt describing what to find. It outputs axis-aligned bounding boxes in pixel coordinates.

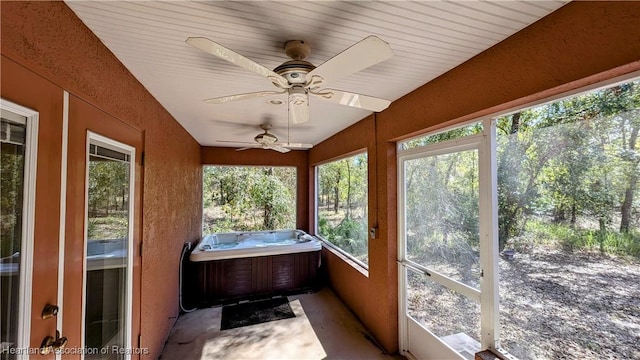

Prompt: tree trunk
[346,162,352,219]
[599,216,607,253]
[497,112,522,251]
[106,189,110,216]
[620,177,636,233]
[553,205,566,223]
[263,168,274,229]
[510,112,521,135]
[620,124,639,233]
[333,169,341,214]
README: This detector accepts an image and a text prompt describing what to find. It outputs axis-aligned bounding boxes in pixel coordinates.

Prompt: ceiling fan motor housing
[274,60,315,85]
[284,40,311,60]
[255,132,278,145]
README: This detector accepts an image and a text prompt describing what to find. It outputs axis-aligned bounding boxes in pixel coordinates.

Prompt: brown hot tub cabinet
[188,230,322,304]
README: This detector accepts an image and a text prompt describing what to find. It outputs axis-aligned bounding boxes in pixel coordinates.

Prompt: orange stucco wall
[3,0,640,358]
[0,57,64,355]
[1,2,202,359]
[309,1,640,353]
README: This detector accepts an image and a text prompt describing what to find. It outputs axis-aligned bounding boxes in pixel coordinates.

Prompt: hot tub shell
[188,230,322,304]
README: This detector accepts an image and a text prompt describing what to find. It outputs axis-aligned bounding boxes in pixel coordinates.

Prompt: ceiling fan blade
[306,36,393,87]
[311,89,391,112]
[236,147,257,152]
[204,90,286,104]
[269,145,291,153]
[281,142,313,149]
[186,37,289,88]
[216,140,255,144]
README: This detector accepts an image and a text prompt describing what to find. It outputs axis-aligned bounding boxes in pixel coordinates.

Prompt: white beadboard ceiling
[65,1,568,148]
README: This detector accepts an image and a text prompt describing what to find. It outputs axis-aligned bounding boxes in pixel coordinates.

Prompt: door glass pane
[407,269,481,359]
[85,144,130,359]
[1,114,27,360]
[404,150,481,289]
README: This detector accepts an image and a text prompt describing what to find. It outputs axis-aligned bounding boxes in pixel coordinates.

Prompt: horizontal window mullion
[399,260,481,303]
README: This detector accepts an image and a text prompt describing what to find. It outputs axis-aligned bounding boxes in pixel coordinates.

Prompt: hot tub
[190,230,321,261]
[188,230,322,304]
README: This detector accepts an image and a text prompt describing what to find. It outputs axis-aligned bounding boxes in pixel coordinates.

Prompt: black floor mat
[220,297,295,330]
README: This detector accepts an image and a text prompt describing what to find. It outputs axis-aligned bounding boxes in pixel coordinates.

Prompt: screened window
[202,166,296,233]
[316,153,368,266]
[399,122,483,151]
[496,80,640,360]
[396,78,640,360]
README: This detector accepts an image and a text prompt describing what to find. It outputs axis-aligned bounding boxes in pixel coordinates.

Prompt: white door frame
[397,119,499,358]
[81,132,136,360]
[0,99,39,359]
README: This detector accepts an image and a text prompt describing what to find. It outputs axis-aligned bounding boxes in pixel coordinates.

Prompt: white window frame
[0,99,39,360]
[314,151,369,271]
[82,132,135,360]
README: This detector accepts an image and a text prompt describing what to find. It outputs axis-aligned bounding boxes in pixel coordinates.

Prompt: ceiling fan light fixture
[289,86,308,105]
[255,132,277,145]
[267,98,284,105]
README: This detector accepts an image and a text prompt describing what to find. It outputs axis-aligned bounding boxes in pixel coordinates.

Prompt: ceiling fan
[217,123,313,153]
[186,35,394,124]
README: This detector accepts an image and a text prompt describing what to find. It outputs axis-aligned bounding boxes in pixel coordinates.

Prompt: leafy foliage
[495,81,640,254]
[317,154,368,264]
[1,142,25,257]
[87,157,130,240]
[202,166,296,233]
[318,217,368,259]
[402,80,640,258]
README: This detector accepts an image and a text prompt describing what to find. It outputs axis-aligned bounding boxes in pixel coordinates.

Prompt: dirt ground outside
[408,249,640,360]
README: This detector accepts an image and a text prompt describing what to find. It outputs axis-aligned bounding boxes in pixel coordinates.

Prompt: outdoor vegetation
[1,122,25,351]
[405,80,640,359]
[317,153,368,265]
[87,156,130,240]
[0,140,24,258]
[202,166,296,233]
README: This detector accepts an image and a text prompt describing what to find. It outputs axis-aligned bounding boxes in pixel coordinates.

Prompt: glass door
[1,104,37,360]
[84,134,135,360]
[62,95,143,360]
[398,137,483,360]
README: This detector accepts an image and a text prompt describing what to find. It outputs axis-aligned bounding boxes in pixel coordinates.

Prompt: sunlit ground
[160,289,396,360]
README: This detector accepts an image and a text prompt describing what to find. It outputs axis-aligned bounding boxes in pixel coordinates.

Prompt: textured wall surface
[1,2,202,359]
[309,1,640,353]
[0,57,64,354]
[3,0,640,357]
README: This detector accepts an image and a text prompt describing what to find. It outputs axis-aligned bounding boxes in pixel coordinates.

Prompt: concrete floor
[160,288,403,360]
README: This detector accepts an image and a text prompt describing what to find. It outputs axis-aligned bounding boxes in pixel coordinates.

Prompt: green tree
[496,80,640,253]
[202,166,296,233]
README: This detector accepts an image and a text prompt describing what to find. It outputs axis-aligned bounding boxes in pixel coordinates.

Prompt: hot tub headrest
[298,234,314,242]
[198,234,219,250]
